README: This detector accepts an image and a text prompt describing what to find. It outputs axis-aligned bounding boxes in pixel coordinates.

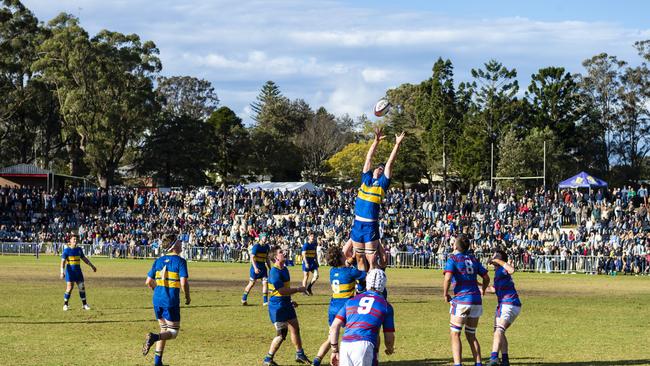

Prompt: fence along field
[2,255,649,365]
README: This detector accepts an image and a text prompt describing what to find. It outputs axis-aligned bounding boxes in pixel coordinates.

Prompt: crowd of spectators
[1,184,649,275]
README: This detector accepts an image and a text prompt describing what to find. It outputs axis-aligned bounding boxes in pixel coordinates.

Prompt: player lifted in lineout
[60,235,96,311]
[350,127,404,271]
[142,234,190,366]
[487,249,521,366]
[443,235,490,366]
[242,232,272,306]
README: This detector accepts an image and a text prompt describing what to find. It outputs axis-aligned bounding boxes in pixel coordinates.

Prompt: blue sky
[22,0,650,124]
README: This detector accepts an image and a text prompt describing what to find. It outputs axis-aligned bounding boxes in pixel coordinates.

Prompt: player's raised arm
[492,258,515,275]
[383,132,405,179]
[363,127,384,173]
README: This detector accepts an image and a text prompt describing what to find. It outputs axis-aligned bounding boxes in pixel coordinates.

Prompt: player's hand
[59,272,64,280]
[444,294,452,303]
[254,267,260,274]
[486,286,496,294]
[185,297,191,305]
[291,301,299,308]
[395,131,405,144]
[374,127,385,142]
[92,266,97,272]
[330,352,339,366]
[385,347,394,355]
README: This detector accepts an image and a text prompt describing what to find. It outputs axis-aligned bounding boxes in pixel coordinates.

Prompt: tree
[207,106,250,183]
[138,114,214,186]
[579,53,627,174]
[250,80,282,122]
[496,127,564,190]
[295,107,353,182]
[416,58,462,189]
[249,128,303,181]
[33,14,161,188]
[156,75,219,121]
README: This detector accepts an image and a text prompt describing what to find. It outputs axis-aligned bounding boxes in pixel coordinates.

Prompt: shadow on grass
[380,359,650,366]
[514,361,650,366]
[6,319,151,325]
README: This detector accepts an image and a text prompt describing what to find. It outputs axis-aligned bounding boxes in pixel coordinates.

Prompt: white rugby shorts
[339,340,375,366]
[450,303,483,318]
[495,304,521,324]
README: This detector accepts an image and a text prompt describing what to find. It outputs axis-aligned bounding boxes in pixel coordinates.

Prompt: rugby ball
[374,98,391,117]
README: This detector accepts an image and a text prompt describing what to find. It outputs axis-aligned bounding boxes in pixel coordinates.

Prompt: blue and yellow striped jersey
[61,246,85,271]
[147,254,188,308]
[268,264,292,305]
[302,241,317,261]
[330,266,366,300]
[251,243,270,265]
[354,171,390,220]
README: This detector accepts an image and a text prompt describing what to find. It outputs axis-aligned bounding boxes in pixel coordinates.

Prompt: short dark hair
[456,235,470,252]
[494,249,508,262]
[270,245,282,261]
[162,234,178,251]
[326,246,344,267]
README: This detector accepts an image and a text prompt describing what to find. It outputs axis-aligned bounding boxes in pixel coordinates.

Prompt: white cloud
[362,68,391,83]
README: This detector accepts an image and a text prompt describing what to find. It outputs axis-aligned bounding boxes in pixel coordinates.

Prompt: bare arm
[60,259,66,279]
[276,285,306,296]
[492,258,515,274]
[384,331,395,355]
[481,273,490,295]
[363,127,384,173]
[443,271,452,302]
[329,317,344,364]
[82,257,96,272]
[384,132,405,179]
[181,277,191,305]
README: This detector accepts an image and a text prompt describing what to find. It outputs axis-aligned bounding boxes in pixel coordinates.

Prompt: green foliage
[156,76,219,121]
[250,80,282,123]
[33,14,161,187]
[327,139,392,184]
[207,107,250,183]
[138,114,215,186]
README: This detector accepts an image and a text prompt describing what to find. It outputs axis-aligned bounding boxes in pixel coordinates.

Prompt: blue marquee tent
[558,171,607,189]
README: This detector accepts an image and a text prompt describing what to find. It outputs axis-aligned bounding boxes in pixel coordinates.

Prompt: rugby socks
[263,293,268,303]
[264,353,274,362]
[150,333,160,342]
[502,353,509,365]
[312,356,321,366]
[79,291,87,306]
[491,352,499,361]
[475,363,483,366]
[454,364,462,366]
[63,292,71,305]
[242,292,249,302]
[154,350,163,366]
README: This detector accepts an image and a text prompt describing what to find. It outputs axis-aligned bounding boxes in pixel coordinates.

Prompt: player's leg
[302,269,310,291]
[288,317,310,363]
[262,277,269,305]
[264,322,288,366]
[465,315,482,365]
[63,281,74,311]
[352,241,367,272]
[449,314,465,366]
[313,339,330,366]
[492,305,518,366]
[242,278,257,305]
[77,281,90,309]
[364,239,379,271]
[307,268,319,295]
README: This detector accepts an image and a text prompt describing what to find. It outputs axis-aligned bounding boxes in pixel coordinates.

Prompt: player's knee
[464,326,477,337]
[353,247,365,256]
[167,325,180,339]
[78,282,85,291]
[449,323,463,334]
[276,327,288,341]
[494,324,506,334]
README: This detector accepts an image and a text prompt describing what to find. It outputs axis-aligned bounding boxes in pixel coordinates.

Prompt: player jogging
[312,246,366,366]
[487,249,521,366]
[142,235,190,366]
[242,233,271,306]
[302,232,320,295]
[264,246,311,365]
[60,235,96,311]
[350,127,405,271]
[329,269,395,366]
[443,235,490,366]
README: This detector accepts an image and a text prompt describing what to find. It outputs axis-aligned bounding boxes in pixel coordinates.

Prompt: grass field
[2,255,650,366]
